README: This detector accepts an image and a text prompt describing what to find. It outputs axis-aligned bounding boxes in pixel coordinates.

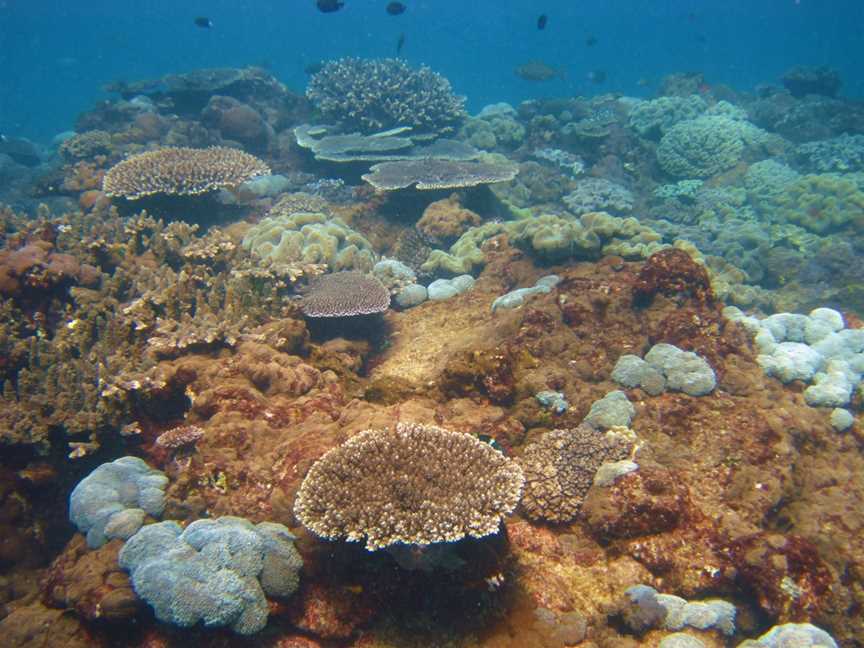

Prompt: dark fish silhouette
[515,60,564,81]
[194,16,213,29]
[585,35,598,47]
[386,2,406,15]
[537,14,547,30]
[316,0,344,13]
[396,33,405,55]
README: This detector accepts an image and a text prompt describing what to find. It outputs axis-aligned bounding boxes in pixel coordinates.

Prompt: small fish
[396,32,405,55]
[478,435,504,453]
[316,0,344,13]
[386,2,406,15]
[637,77,652,87]
[194,16,213,28]
[585,34,598,47]
[343,584,364,594]
[587,69,607,84]
[537,14,547,30]
[515,60,564,82]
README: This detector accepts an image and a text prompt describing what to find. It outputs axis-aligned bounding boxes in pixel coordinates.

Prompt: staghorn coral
[102,147,270,199]
[518,423,635,523]
[362,158,518,191]
[299,271,390,317]
[306,57,466,135]
[294,422,524,550]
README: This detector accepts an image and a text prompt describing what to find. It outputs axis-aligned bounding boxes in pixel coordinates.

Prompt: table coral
[294,421,524,550]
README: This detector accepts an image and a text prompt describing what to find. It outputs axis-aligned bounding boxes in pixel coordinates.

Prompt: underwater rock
[782,65,842,98]
[41,535,140,622]
[632,248,715,307]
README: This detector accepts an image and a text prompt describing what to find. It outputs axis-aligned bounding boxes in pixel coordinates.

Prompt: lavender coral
[306,57,467,135]
[293,422,524,550]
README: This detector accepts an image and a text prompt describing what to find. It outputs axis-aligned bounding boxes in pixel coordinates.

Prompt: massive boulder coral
[102,146,270,199]
[118,516,302,635]
[242,211,376,272]
[769,174,864,234]
[306,57,467,135]
[656,115,753,178]
[69,456,168,548]
[293,422,524,550]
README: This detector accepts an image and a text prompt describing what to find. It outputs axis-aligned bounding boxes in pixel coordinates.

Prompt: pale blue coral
[69,456,168,549]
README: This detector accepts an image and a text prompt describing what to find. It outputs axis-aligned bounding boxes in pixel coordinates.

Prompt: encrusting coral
[294,421,524,550]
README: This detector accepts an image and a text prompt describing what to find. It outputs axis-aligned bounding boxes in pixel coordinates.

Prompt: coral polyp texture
[118,516,302,635]
[293,422,525,550]
[299,270,390,317]
[69,456,168,549]
[306,57,467,135]
[518,423,635,523]
[102,146,270,199]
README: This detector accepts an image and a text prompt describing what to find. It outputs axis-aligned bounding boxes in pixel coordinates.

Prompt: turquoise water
[2,0,863,142]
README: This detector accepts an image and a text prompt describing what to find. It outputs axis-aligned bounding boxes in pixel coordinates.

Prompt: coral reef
[563,177,634,216]
[294,422,524,550]
[769,173,864,234]
[362,157,518,191]
[657,115,755,178]
[518,423,635,523]
[118,516,302,634]
[242,211,376,272]
[781,65,842,98]
[103,147,270,199]
[415,194,482,245]
[299,271,390,317]
[69,457,168,548]
[306,58,466,135]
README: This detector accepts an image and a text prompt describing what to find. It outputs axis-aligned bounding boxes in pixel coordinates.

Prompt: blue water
[2,0,863,143]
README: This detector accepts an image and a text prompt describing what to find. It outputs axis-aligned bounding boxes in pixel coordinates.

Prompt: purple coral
[299,271,390,317]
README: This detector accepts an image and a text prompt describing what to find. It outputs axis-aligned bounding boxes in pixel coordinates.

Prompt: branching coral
[306,57,467,135]
[294,422,524,550]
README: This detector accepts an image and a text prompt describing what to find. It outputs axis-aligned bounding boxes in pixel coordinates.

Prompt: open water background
[1,0,863,143]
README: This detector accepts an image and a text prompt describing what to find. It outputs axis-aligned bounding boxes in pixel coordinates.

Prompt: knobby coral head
[293,422,524,550]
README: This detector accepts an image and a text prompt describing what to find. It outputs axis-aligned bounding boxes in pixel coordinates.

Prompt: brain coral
[657,115,747,178]
[293,422,524,550]
[770,174,864,234]
[307,57,466,135]
[103,147,271,199]
[518,423,635,523]
[119,516,302,635]
[242,212,376,272]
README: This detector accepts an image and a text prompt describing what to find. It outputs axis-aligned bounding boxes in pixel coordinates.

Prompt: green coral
[745,159,800,211]
[242,212,376,272]
[771,174,864,234]
[420,213,664,274]
[628,95,707,137]
[657,115,749,178]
